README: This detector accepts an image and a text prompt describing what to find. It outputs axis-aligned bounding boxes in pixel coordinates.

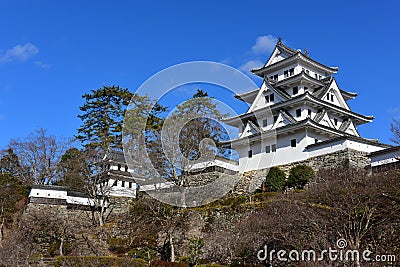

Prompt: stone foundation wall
[278,148,370,175]
[23,198,131,258]
[230,148,371,195]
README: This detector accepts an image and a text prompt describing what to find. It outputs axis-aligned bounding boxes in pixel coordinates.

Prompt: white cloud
[0,43,39,63]
[239,59,263,74]
[251,35,278,55]
[35,61,51,69]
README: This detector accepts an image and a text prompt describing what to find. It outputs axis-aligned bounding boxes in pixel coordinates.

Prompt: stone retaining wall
[231,148,371,195]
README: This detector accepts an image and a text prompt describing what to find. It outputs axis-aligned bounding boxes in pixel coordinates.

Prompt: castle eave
[252,53,338,77]
[222,92,373,127]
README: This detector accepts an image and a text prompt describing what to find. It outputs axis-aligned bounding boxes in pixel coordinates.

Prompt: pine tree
[76,85,133,150]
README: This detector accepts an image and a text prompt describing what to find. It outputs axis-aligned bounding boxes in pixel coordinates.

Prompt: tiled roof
[281,109,297,123]
[313,108,326,123]
[369,146,399,157]
[276,38,298,56]
[254,48,338,76]
[248,120,262,133]
[106,149,126,163]
[306,135,392,150]
[272,71,325,88]
[264,80,291,100]
[223,92,373,126]
[338,119,351,132]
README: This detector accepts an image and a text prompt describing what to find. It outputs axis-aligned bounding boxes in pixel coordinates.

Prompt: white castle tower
[223,38,390,173]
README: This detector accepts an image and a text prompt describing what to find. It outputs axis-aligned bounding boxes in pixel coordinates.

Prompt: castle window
[125,166,128,172]
[315,139,318,144]
[319,75,322,80]
[284,70,288,78]
[334,118,338,126]
[121,181,125,187]
[308,109,312,117]
[315,73,318,79]
[266,146,270,153]
[331,94,334,102]
[118,164,121,171]
[263,119,268,127]
[273,115,278,123]
[271,144,276,152]
[265,94,274,103]
[291,139,297,147]
[305,70,309,74]
[129,182,132,189]
[296,109,301,117]
[248,150,253,158]
[304,86,308,92]
[289,68,294,76]
[113,180,117,186]
[293,87,298,95]
[273,74,278,81]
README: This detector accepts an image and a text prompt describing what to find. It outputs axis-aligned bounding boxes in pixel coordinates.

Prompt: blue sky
[0,0,399,148]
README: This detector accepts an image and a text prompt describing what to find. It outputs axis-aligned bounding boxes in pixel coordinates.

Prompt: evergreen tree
[263,167,286,192]
[287,164,314,189]
[56,148,90,191]
[0,149,29,242]
[76,85,133,150]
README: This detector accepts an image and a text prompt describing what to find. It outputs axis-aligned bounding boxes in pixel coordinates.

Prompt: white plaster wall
[109,187,136,198]
[236,131,307,172]
[188,159,238,172]
[347,141,386,153]
[266,63,298,82]
[140,182,175,191]
[67,196,94,205]
[307,140,348,158]
[371,150,400,167]
[29,188,68,199]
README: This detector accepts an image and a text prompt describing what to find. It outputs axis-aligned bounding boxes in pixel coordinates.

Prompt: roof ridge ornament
[304,48,309,58]
[277,36,282,45]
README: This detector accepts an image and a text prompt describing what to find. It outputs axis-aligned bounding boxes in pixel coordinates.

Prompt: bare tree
[9,128,70,185]
[391,117,400,144]
[126,197,188,262]
[0,207,74,266]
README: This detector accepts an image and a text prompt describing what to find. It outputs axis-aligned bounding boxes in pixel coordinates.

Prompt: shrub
[263,167,286,192]
[251,192,277,203]
[150,259,189,267]
[129,247,156,262]
[54,256,147,267]
[107,237,132,254]
[196,264,229,267]
[287,164,314,189]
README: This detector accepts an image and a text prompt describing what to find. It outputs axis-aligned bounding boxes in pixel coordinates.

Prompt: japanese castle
[223,38,391,173]
[28,38,399,207]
